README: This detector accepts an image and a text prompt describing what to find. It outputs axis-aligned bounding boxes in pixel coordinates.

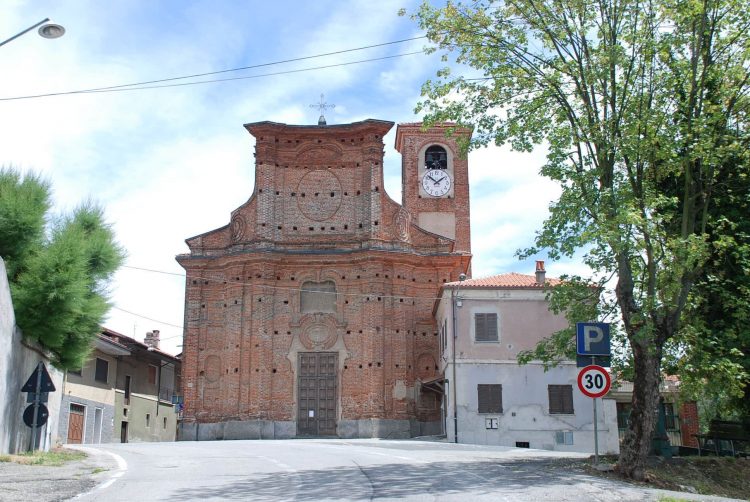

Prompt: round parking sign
[577,365,611,398]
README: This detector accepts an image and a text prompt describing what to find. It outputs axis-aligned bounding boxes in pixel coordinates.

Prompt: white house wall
[437,282,619,454]
[447,361,619,454]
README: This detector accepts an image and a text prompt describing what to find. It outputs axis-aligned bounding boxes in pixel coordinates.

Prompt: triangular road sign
[21,363,56,393]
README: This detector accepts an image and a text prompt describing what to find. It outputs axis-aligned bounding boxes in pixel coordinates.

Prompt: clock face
[422,169,451,197]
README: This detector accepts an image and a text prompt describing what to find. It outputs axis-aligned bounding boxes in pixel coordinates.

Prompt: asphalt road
[70,439,738,502]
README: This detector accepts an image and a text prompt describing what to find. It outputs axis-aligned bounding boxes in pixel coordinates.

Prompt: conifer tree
[0,168,125,370]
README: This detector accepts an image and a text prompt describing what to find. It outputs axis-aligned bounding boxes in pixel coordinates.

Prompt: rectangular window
[616,402,631,429]
[94,358,109,383]
[145,413,150,428]
[548,385,574,414]
[148,365,157,385]
[163,417,168,429]
[443,319,448,352]
[477,384,503,413]
[474,313,498,342]
[664,402,677,430]
[555,431,574,445]
[124,375,131,406]
[300,280,336,313]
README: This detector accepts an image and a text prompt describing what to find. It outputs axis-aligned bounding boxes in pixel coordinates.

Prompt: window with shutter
[474,313,499,342]
[548,385,574,414]
[477,384,503,413]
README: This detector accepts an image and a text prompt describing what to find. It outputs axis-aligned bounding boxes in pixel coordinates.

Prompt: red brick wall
[396,123,472,255]
[177,120,472,431]
[680,401,699,447]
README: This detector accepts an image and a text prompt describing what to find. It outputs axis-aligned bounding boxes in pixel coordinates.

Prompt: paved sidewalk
[0,447,118,502]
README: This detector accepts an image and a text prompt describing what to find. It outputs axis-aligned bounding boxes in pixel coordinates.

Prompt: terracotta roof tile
[446,272,561,289]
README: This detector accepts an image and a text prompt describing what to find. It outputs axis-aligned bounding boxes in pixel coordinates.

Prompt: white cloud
[1,0,588,355]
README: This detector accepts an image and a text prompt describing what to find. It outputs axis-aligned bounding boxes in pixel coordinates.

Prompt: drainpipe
[451,273,466,443]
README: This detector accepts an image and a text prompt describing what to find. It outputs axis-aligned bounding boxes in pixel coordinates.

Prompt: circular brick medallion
[296,169,342,221]
[301,323,336,350]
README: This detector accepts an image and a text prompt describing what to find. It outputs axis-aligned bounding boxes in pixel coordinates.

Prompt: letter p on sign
[583,325,603,351]
[576,322,611,356]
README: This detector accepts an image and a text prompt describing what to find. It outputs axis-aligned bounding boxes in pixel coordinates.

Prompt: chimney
[535,260,546,284]
[144,329,160,350]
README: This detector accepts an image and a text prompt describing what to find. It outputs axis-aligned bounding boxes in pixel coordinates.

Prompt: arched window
[425,145,447,170]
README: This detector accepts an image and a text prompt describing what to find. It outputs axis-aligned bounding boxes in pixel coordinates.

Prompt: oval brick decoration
[300,323,337,350]
[230,214,246,242]
[296,169,342,221]
[204,355,222,383]
[394,207,411,242]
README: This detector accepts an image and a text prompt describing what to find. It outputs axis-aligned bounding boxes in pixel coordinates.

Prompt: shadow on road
[168,458,598,500]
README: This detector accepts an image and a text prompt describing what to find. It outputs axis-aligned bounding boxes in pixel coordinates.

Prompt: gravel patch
[0,448,117,502]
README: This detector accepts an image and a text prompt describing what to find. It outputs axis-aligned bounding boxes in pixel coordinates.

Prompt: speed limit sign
[577,365,611,398]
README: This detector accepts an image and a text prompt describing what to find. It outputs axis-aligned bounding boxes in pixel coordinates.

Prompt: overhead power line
[0,36,428,102]
[112,306,184,332]
[121,263,453,302]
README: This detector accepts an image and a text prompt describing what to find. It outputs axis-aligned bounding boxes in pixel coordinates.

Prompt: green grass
[91,467,108,474]
[657,497,692,502]
[6,448,86,466]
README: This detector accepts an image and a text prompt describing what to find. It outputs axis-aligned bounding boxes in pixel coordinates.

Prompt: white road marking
[69,445,127,499]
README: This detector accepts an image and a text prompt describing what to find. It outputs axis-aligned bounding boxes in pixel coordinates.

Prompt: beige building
[59,335,129,444]
[432,261,619,454]
[104,329,181,443]
[58,328,181,444]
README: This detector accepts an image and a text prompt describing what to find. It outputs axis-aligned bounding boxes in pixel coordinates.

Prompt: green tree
[670,150,750,422]
[0,168,125,370]
[405,0,749,479]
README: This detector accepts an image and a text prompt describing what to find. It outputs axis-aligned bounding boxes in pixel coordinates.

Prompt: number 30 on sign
[577,365,611,398]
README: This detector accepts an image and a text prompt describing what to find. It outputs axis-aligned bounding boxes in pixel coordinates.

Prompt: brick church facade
[177,119,471,439]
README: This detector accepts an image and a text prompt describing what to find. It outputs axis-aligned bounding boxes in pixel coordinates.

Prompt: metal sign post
[577,364,611,466]
[592,355,598,465]
[593,395,598,464]
[576,322,612,464]
[21,362,56,451]
[30,362,42,451]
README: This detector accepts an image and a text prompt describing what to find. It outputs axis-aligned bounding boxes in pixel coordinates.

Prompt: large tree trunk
[618,340,663,480]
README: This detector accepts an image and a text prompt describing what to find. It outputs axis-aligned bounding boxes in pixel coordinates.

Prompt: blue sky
[1,0,584,354]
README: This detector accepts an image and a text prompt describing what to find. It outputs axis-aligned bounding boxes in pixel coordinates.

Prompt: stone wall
[0,258,64,453]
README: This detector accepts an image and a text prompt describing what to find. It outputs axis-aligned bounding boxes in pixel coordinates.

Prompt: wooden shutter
[548,385,574,414]
[475,313,498,342]
[477,384,503,413]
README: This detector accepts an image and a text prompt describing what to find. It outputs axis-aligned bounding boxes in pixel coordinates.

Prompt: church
[176,117,471,440]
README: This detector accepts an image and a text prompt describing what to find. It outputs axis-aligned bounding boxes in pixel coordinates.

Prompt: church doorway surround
[297,352,338,436]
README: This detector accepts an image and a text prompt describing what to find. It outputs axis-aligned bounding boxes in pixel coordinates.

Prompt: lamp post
[0,18,65,48]
[451,272,466,443]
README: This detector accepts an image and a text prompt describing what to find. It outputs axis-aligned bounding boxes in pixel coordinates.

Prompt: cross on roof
[310,93,335,125]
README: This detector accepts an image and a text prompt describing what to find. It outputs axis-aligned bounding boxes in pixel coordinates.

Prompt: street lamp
[451,272,466,443]
[0,18,66,48]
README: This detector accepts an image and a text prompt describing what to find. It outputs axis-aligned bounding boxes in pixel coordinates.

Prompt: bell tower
[395,123,471,253]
